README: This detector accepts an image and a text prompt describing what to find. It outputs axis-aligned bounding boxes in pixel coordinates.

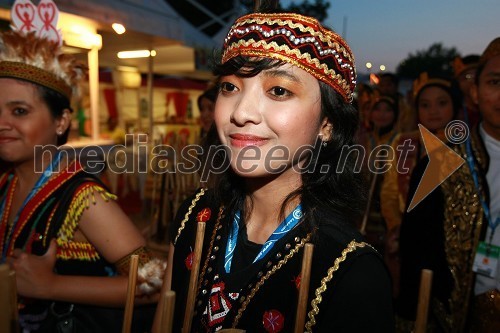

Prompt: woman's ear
[319,117,333,142]
[56,109,72,134]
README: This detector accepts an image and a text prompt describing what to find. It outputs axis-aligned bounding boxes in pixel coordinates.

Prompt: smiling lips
[229,134,268,147]
[0,136,16,143]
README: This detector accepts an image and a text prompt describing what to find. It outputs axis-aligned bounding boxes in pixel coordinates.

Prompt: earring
[322,141,328,147]
[57,130,63,135]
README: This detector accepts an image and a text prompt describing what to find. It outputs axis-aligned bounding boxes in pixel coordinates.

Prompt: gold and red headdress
[222,12,356,103]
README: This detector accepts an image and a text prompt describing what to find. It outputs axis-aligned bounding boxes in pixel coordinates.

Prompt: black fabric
[170,190,395,332]
[397,156,454,323]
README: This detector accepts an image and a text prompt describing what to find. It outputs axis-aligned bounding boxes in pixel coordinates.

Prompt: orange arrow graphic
[406,124,465,212]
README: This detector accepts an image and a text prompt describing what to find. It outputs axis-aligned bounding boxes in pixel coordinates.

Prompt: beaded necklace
[0,152,62,262]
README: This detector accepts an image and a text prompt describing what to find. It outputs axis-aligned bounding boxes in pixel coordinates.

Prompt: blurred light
[112,23,126,35]
[380,65,386,71]
[370,73,380,85]
[365,62,372,69]
[117,50,153,59]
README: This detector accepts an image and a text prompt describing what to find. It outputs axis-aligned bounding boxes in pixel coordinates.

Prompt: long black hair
[205,55,366,236]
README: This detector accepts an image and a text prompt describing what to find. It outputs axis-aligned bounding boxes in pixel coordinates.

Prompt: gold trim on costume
[232,233,313,327]
[437,137,484,330]
[173,188,206,245]
[304,240,371,332]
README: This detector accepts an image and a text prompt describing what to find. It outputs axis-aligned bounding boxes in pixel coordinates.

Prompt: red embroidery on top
[197,208,211,222]
[292,275,301,290]
[263,309,284,332]
[185,251,194,270]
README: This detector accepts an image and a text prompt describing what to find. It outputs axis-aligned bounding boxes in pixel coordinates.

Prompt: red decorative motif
[207,282,233,327]
[13,1,36,32]
[37,0,59,43]
[185,251,194,270]
[263,310,284,333]
[292,275,301,290]
[197,208,211,223]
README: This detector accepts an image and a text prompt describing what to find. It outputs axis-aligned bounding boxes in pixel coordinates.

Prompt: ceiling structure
[0,0,218,80]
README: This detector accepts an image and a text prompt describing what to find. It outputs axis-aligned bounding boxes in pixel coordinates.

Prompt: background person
[0,17,163,333]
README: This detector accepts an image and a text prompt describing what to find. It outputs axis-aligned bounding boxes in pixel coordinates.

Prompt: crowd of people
[356,38,500,332]
[1,0,499,332]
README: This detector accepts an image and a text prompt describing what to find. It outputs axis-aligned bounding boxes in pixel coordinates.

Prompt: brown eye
[220,82,237,93]
[269,86,292,98]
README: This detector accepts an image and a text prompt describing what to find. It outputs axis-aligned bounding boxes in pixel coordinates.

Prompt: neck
[243,170,302,243]
[482,122,500,142]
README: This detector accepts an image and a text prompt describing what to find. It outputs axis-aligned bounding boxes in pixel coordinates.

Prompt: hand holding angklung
[7,239,57,299]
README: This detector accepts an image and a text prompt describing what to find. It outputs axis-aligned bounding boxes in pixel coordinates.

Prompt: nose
[0,111,11,131]
[230,86,263,126]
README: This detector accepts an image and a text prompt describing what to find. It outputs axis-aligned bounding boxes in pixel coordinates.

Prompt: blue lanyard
[464,138,500,241]
[1,151,62,262]
[224,204,302,273]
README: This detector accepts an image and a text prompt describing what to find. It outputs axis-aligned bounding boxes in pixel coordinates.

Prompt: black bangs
[213,55,286,78]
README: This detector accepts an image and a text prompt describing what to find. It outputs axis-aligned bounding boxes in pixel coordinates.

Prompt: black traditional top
[170,189,394,332]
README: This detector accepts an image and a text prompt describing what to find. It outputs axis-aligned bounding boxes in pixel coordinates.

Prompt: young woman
[381,74,458,237]
[0,30,162,332]
[168,12,394,332]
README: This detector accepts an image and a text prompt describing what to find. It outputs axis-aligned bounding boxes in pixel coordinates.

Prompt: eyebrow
[263,69,302,83]
[6,100,32,108]
[483,70,500,77]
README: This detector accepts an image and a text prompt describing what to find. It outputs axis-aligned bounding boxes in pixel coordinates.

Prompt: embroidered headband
[222,12,356,103]
[413,72,451,99]
[0,61,72,99]
[0,0,83,100]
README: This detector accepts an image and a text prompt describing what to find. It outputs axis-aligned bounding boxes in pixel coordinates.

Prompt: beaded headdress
[412,72,451,99]
[0,0,85,100]
[480,37,500,65]
[222,12,356,103]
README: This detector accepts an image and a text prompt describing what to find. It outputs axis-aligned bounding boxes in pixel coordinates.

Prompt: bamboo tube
[182,222,206,333]
[159,290,176,333]
[152,243,175,333]
[414,269,433,333]
[294,243,314,333]
[122,254,140,333]
[0,264,12,333]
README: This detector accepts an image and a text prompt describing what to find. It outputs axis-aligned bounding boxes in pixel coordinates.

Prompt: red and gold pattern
[222,13,356,102]
[0,61,72,99]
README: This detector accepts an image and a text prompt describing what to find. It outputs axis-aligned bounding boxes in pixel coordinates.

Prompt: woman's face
[215,63,328,178]
[0,78,65,164]
[418,86,454,131]
[370,100,395,129]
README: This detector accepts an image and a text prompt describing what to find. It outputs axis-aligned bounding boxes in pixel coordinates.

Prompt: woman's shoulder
[170,188,220,245]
